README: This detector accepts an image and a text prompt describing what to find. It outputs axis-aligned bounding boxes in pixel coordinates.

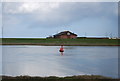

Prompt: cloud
[1,0,120,2]
[3,2,118,27]
[2,2,118,37]
[0,2,2,38]
[4,2,60,14]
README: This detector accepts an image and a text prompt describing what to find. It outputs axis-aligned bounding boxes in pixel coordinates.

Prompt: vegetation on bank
[1,38,119,46]
[2,75,119,81]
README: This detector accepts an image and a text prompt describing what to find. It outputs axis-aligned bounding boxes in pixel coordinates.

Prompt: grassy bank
[2,75,119,81]
[1,38,119,46]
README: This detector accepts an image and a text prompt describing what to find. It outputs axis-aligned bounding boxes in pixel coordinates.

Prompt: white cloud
[19,3,60,13]
[3,2,117,17]
[3,2,118,28]
[1,0,120,2]
[4,2,60,14]
[2,2,118,37]
[0,2,2,38]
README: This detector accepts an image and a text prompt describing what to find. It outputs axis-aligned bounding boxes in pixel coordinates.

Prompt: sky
[0,2,2,38]
[0,2,119,38]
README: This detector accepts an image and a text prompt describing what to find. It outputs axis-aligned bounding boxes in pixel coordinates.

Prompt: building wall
[70,35,77,39]
[60,35,68,39]
[59,35,77,39]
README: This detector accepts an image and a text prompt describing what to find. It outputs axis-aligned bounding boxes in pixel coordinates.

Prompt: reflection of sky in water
[0,45,2,76]
[2,45,118,78]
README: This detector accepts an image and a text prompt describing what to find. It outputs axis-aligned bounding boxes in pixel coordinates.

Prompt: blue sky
[1,2,118,38]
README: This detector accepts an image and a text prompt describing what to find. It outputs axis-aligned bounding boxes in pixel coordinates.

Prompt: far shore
[1,38,120,46]
[1,43,120,46]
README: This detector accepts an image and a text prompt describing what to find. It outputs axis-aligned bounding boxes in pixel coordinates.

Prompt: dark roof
[54,31,77,36]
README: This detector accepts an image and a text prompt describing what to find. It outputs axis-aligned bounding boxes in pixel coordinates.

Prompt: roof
[54,31,77,36]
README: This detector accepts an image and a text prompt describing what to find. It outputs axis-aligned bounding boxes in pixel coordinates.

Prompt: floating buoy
[59,45,64,52]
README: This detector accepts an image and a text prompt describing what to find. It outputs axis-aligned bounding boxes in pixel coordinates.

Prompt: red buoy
[59,45,64,52]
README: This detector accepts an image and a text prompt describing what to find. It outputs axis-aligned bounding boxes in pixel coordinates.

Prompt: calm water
[2,45,118,78]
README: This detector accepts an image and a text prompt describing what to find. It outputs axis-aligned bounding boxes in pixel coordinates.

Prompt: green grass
[1,38,119,46]
[2,75,118,81]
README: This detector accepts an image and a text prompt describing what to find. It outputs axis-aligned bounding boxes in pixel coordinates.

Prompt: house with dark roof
[53,31,77,39]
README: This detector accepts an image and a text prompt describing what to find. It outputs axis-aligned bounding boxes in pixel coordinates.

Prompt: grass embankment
[1,38,119,46]
[2,75,119,81]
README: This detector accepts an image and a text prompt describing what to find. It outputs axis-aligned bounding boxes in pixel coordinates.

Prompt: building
[53,31,77,39]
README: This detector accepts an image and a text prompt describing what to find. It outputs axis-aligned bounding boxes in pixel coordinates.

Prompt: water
[2,45,118,78]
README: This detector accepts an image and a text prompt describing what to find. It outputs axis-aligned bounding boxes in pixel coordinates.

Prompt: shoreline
[2,75,120,81]
[1,43,120,46]
[1,38,119,46]
[1,75,114,79]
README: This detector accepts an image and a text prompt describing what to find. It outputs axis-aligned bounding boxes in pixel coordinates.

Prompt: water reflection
[0,45,2,76]
[2,45,118,78]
